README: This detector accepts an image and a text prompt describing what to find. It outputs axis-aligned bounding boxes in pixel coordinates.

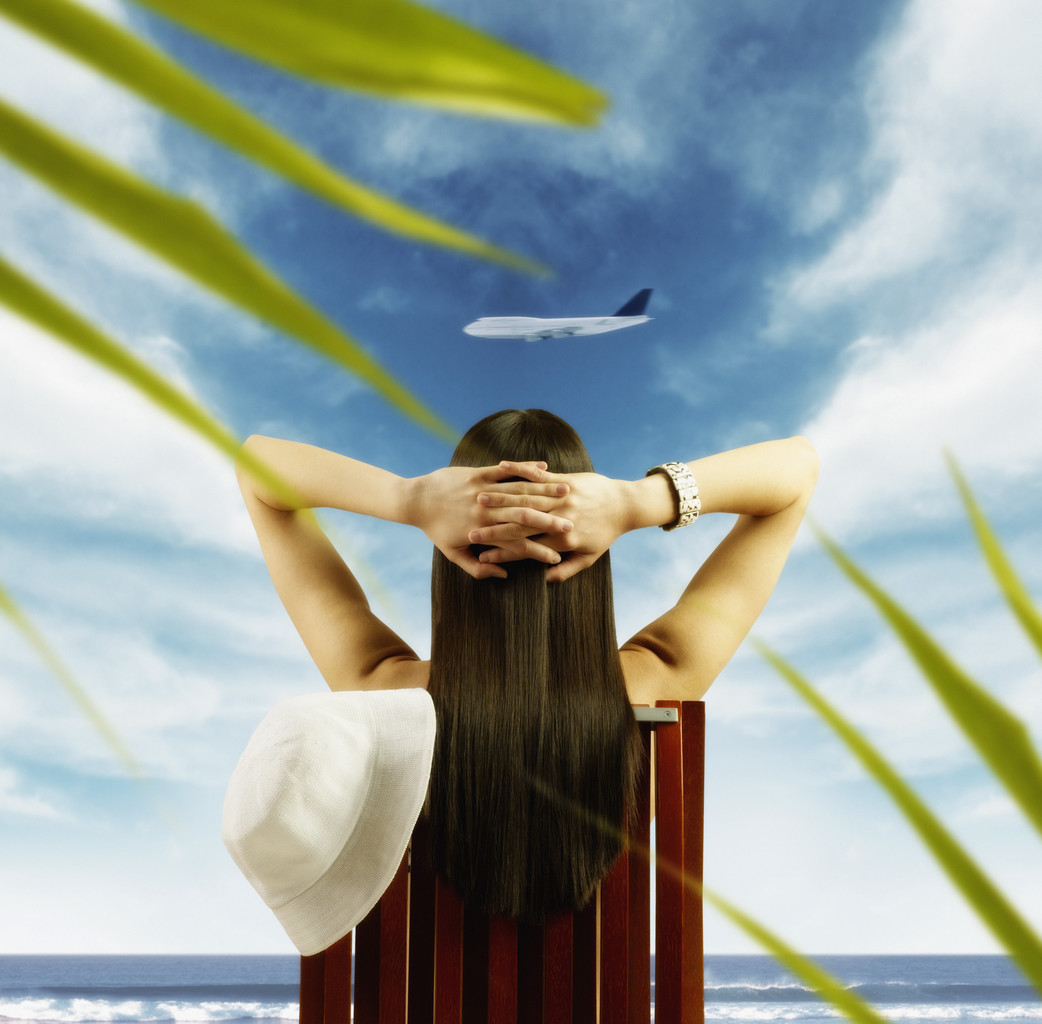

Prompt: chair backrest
[299,699,704,1024]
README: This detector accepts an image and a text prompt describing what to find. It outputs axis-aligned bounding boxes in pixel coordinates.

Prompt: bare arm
[473,437,819,702]
[236,436,572,691]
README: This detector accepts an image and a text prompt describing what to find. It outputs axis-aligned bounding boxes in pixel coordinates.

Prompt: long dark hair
[425,409,640,920]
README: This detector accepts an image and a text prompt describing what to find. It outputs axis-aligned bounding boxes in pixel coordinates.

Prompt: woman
[236,409,818,920]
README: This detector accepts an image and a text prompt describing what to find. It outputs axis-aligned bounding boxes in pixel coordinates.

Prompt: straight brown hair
[425,409,641,920]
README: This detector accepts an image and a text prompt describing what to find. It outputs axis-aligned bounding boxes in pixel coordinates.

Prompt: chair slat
[571,898,597,1024]
[379,857,409,1024]
[324,934,352,1024]
[628,723,654,1024]
[463,907,491,1024]
[544,912,573,1023]
[488,916,519,1024]
[355,901,381,1024]
[408,824,437,1024]
[517,921,545,1024]
[682,702,706,1024]
[655,700,684,1024]
[298,949,325,1024]
[599,843,629,1024]
[434,877,465,1023]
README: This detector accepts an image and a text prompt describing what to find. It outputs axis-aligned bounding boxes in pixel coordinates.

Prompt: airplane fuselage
[463,314,651,342]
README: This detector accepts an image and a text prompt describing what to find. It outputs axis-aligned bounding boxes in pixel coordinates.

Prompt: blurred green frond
[946,452,1042,660]
[129,0,607,125]
[0,97,456,443]
[702,886,893,1024]
[815,526,1042,842]
[0,579,141,777]
[536,765,893,1024]
[0,0,544,275]
[757,640,1042,994]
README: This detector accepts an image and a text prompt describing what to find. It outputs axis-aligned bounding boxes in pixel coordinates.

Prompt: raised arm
[473,437,819,702]
[236,436,573,690]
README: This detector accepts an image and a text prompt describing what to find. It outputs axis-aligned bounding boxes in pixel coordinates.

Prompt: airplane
[463,289,653,342]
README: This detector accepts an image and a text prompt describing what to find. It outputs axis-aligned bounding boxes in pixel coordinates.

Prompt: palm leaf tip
[945,451,1042,660]
[0,581,142,777]
[128,0,608,127]
[700,886,892,1024]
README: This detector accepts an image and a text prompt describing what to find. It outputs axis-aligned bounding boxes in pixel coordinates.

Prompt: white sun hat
[222,688,436,956]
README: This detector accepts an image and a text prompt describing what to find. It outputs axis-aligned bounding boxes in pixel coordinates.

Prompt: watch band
[645,462,700,530]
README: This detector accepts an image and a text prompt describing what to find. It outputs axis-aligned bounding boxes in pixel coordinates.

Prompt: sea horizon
[2,953,1040,1024]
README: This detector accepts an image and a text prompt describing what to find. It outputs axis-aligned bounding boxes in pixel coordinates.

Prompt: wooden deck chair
[299,699,704,1024]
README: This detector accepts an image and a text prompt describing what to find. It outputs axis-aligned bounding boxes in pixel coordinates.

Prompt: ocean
[0,954,1038,1023]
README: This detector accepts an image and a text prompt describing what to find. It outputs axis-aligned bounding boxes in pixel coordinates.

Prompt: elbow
[240,434,266,456]
[783,436,819,506]
[234,435,259,485]
[236,434,271,469]
[235,434,273,493]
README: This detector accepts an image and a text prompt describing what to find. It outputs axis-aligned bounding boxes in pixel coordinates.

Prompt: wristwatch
[645,462,700,530]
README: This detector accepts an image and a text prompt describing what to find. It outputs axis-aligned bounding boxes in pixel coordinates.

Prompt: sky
[0,0,1040,955]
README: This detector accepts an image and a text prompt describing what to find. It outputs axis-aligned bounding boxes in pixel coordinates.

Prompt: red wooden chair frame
[299,700,704,1024]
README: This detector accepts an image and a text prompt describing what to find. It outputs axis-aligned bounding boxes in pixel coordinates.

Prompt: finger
[475,508,573,536]
[545,552,598,583]
[501,459,548,475]
[445,546,508,580]
[496,460,563,483]
[470,522,527,544]
[499,459,548,479]
[477,539,562,566]
[478,485,569,507]
[469,520,571,547]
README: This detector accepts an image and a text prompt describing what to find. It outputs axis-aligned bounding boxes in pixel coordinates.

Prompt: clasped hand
[413,461,629,582]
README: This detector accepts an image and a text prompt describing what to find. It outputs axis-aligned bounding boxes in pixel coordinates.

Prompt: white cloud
[767,0,1042,543]
[802,276,1042,542]
[956,789,1017,823]
[0,592,311,784]
[786,0,1042,308]
[0,765,63,820]
[0,309,252,552]
[358,284,413,314]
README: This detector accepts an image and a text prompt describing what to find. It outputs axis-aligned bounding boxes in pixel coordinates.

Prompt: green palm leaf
[757,640,1042,994]
[0,97,456,443]
[0,253,299,507]
[815,527,1042,841]
[0,0,543,275]
[946,453,1042,660]
[129,0,606,126]
[0,578,141,777]
[701,885,893,1024]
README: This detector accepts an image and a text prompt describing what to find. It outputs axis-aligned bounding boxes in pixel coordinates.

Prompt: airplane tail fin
[613,288,653,317]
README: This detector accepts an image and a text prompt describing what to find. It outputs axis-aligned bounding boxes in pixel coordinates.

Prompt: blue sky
[1,0,1040,954]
